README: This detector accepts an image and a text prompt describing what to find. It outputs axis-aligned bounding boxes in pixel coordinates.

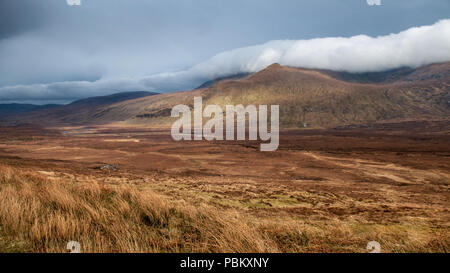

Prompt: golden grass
[0,165,448,253]
[0,165,276,253]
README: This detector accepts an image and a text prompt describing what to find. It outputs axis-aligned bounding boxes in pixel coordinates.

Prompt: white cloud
[191,19,450,77]
[1,19,450,103]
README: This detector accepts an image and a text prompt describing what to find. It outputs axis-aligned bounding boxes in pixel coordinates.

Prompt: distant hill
[6,63,450,128]
[320,62,450,84]
[66,91,157,108]
[0,103,61,117]
[6,91,158,126]
[196,73,250,89]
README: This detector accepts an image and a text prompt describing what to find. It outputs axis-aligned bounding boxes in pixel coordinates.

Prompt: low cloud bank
[1,19,450,103]
[191,19,450,76]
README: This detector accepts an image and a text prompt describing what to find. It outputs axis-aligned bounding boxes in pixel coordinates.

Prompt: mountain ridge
[4,62,449,128]
[0,103,61,117]
[2,91,158,126]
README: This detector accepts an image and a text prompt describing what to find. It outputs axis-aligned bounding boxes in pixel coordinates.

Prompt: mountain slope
[0,103,61,117]
[107,62,450,128]
[8,63,450,128]
[7,91,158,126]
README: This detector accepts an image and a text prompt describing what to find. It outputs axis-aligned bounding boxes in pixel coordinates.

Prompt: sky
[0,0,449,104]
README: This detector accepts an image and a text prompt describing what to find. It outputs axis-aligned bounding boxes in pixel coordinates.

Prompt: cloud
[191,19,450,76]
[1,19,450,103]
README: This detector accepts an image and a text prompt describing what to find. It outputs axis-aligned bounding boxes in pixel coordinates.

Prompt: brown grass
[0,165,277,253]
[0,123,448,253]
[0,164,448,253]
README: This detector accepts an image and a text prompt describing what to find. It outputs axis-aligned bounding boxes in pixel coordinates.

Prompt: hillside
[6,91,158,126]
[7,63,450,128]
[99,62,450,128]
[0,104,61,117]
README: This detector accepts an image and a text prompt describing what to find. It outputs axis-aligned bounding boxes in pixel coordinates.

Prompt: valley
[0,121,448,252]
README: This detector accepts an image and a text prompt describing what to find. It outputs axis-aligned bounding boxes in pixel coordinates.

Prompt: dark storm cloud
[0,0,449,103]
[0,0,45,40]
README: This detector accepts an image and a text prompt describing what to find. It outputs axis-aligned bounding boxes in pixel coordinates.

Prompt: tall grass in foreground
[0,165,276,252]
[0,165,447,253]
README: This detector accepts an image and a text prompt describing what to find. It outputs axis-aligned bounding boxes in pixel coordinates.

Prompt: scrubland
[0,123,448,253]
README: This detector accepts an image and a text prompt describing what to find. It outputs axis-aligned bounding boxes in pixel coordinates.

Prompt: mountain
[0,103,61,117]
[99,62,450,128]
[195,73,250,89]
[320,62,450,84]
[6,63,450,128]
[65,91,157,108]
[5,91,158,126]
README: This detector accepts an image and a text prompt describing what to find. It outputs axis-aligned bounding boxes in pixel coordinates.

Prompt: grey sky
[0,0,449,103]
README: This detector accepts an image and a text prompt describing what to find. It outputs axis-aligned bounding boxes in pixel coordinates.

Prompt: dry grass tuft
[0,165,276,253]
